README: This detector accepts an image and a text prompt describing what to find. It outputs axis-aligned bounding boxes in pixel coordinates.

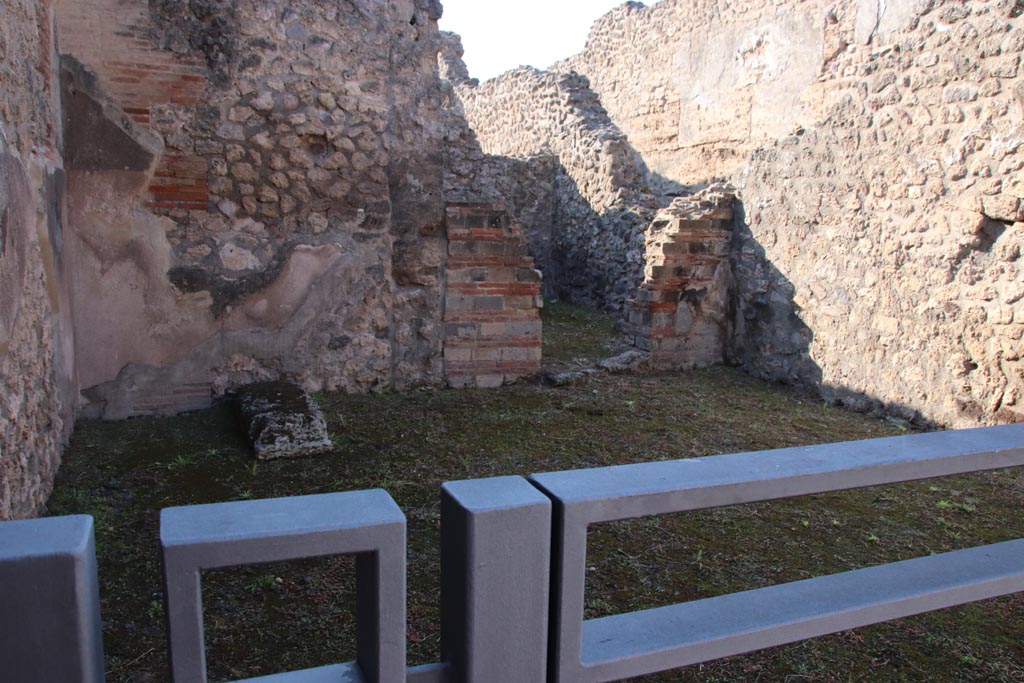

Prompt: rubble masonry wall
[486,0,1024,427]
[453,65,657,314]
[54,0,451,418]
[0,0,76,518]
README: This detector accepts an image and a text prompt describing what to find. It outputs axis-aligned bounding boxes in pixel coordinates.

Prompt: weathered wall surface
[465,0,1022,426]
[557,0,933,186]
[56,0,450,417]
[453,66,657,313]
[444,146,558,296]
[439,50,559,294]
[734,0,1024,427]
[0,0,76,519]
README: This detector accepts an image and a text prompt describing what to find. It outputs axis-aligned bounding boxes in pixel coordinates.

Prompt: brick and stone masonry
[444,203,543,388]
[55,0,209,212]
[627,187,735,369]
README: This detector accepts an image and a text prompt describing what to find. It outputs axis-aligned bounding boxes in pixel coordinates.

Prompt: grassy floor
[46,366,1024,683]
[540,299,629,366]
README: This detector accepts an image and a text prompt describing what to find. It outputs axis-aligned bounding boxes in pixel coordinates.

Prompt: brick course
[443,204,543,388]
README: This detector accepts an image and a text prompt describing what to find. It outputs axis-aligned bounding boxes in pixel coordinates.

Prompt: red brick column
[444,203,543,388]
[626,189,735,369]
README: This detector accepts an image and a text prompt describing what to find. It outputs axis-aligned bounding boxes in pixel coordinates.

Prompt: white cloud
[437,0,635,81]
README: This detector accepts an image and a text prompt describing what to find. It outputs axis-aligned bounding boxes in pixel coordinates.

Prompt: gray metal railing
[531,423,1024,683]
[1,423,1022,683]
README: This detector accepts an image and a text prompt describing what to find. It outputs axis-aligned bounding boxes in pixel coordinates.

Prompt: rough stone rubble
[236,382,332,460]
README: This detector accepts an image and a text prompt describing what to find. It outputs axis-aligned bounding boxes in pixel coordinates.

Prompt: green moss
[540,299,624,364]
[46,369,1024,682]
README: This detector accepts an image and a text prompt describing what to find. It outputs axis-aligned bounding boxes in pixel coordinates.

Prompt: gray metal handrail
[531,423,1024,683]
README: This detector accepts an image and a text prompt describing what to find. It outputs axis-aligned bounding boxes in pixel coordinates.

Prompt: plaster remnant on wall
[55,0,452,417]
[60,56,164,173]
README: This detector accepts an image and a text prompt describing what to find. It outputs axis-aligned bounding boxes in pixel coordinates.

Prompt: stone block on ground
[237,382,332,460]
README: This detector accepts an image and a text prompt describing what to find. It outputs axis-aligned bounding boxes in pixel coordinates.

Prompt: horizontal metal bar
[407,662,451,683]
[532,423,1024,523]
[580,539,1024,682]
[534,425,1024,682]
[162,489,404,548]
[235,662,364,682]
[233,661,450,683]
[0,514,94,560]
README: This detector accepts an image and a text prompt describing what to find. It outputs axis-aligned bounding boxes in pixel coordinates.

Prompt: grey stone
[237,381,332,459]
[596,350,650,372]
[543,369,598,386]
[285,22,308,41]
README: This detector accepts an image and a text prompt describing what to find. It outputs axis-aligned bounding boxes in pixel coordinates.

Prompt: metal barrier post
[0,515,105,683]
[440,476,551,683]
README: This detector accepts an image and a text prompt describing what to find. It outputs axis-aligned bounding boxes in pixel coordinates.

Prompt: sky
[437,0,635,81]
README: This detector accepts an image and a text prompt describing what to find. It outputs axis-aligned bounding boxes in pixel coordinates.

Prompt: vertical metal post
[0,515,105,683]
[440,476,551,683]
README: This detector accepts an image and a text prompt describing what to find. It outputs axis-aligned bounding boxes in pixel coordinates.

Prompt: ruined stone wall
[454,66,656,314]
[627,187,734,369]
[435,37,549,386]
[444,149,558,295]
[733,0,1024,428]
[0,0,76,518]
[55,0,450,418]
[54,0,211,212]
[460,0,1021,426]
[440,70,558,294]
[557,0,934,186]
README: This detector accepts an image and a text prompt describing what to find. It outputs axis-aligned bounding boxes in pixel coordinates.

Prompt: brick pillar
[444,203,543,388]
[627,188,735,369]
